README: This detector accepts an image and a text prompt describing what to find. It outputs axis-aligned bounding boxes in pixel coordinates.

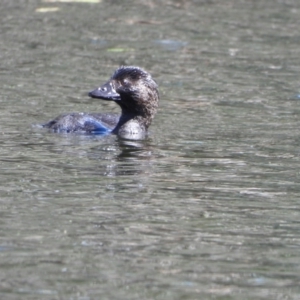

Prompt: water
[1,0,300,299]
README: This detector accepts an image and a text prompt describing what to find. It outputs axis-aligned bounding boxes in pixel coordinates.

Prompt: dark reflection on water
[2,0,300,299]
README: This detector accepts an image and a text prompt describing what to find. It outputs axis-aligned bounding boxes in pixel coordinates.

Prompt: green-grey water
[1,0,300,299]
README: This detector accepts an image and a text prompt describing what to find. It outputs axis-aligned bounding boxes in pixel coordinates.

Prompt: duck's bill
[88,81,121,101]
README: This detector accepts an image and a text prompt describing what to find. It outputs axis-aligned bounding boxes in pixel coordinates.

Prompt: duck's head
[89,66,159,127]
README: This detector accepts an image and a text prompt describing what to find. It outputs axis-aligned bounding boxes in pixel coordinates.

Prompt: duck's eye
[98,86,107,91]
[122,79,129,86]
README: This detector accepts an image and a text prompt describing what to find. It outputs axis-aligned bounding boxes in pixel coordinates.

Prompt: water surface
[1,0,300,299]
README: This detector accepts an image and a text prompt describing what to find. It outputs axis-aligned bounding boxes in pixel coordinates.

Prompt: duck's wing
[82,113,120,133]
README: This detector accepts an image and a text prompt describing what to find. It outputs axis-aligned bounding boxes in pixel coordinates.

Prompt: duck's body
[43,112,119,133]
[42,66,159,139]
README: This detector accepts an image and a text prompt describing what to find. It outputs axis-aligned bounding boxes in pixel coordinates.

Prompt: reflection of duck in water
[43,66,159,140]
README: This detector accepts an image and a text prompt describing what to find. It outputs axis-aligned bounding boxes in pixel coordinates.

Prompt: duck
[42,66,159,140]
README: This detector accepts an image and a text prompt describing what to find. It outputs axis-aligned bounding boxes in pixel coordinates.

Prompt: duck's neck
[112,91,158,138]
[112,112,148,135]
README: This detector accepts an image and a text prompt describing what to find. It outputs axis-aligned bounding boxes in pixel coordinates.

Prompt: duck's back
[43,113,120,133]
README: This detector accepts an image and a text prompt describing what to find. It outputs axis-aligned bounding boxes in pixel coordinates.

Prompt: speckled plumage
[42,66,159,139]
